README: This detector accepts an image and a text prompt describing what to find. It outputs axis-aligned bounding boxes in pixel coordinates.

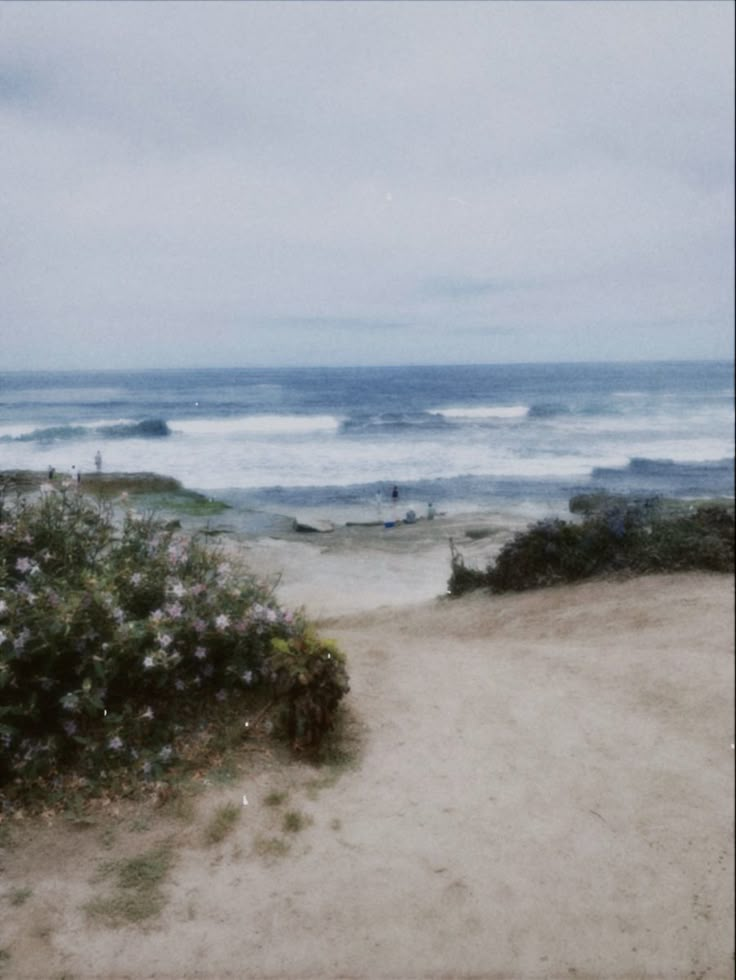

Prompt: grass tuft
[7,887,32,907]
[263,790,288,807]
[86,844,173,926]
[204,802,240,845]
[253,835,290,858]
[282,809,311,834]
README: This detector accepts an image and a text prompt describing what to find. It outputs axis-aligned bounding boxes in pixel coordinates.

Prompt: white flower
[141,706,154,720]
[150,609,164,623]
[108,736,124,751]
[15,557,33,574]
[194,646,207,660]
[170,581,186,598]
[215,614,230,631]
[14,628,30,652]
[130,572,142,586]
[158,633,173,649]
[143,655,155,669]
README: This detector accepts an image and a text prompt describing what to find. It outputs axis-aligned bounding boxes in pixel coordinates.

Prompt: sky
[1,1,734,370]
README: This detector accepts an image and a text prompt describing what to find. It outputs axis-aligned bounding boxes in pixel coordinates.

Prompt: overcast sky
[1,1,733,370]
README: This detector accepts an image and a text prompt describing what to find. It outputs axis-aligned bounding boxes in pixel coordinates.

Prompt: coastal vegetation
[0,481,349,810]
[448,495,734,596]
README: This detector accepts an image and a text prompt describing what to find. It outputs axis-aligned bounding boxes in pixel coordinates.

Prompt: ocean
[0,362,733,526]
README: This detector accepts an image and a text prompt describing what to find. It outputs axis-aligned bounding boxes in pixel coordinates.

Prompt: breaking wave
[0,419,171,443]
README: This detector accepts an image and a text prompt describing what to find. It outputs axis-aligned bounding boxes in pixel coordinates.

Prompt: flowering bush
[0,485,348,800]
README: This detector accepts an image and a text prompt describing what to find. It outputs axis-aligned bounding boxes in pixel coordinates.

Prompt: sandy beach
[1,511,734,980]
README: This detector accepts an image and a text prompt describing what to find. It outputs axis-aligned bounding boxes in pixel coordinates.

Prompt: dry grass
[86,844,174,926]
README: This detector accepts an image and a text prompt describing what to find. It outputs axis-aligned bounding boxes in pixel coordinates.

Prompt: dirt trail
[1,572,733,979]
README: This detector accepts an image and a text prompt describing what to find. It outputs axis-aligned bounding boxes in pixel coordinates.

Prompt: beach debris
[242,794,249,807]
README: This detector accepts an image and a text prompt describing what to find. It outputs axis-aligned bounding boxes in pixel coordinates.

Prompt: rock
[293,518,335,533]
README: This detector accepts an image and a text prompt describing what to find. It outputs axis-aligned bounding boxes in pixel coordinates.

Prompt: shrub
[447,498,734,596]
[0,484,349,802]
[268,630,349,749]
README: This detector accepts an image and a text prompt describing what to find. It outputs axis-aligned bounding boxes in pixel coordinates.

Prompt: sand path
[2,570,733,979]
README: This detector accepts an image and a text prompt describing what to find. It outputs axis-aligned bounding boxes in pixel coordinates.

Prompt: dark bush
[447,498,734,596]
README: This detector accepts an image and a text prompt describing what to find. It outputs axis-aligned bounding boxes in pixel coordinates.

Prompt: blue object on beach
[383,521,395,528]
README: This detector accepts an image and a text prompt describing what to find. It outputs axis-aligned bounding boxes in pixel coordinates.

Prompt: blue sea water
[0,362,733,523]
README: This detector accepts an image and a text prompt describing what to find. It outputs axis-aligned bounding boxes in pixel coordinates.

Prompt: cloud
[0,0,733,368]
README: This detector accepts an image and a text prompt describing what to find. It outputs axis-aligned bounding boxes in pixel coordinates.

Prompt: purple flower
[194,646,207,660]
[108,736,124,752]
[61,693,79,712]
[15,557,33,574]
[63,720,77,736]
[165,603,183,620]
[215,689,227,702]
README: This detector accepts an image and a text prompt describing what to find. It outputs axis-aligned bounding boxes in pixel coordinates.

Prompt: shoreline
[3,467,734,618]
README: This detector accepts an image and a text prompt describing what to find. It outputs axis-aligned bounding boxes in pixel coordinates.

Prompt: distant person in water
[48,465,55,480]
[94,450,102,473]
[427,502,435,520]
[392,485,399,501]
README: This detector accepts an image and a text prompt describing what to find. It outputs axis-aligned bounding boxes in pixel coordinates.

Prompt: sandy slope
[1,556,733,979]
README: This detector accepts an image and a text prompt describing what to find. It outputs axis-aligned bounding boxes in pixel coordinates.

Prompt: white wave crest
[173,414,342,437]
[437,405,530,420]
